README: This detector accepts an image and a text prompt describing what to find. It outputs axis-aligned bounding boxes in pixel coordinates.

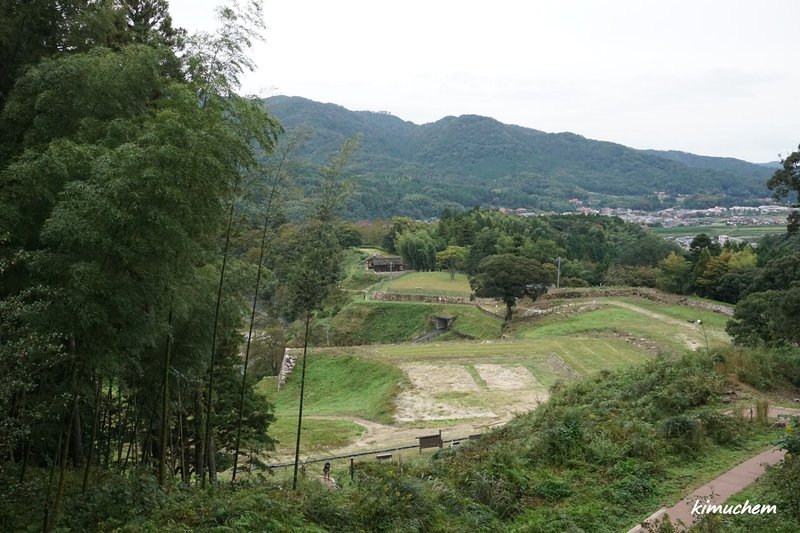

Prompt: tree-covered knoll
[371,208,679,292]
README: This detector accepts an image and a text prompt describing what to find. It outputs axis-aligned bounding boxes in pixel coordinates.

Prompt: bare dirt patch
[404,363,480,392]
[474,364,538,390]
[394,363,495,421]
[393,362,550,424]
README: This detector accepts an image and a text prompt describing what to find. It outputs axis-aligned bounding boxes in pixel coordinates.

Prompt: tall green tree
[436,245,467,279]
[397,229,437,271]
[287,139,357,489]
[470,254,553,322]
[0,0,281,501]
[767,144,800,234]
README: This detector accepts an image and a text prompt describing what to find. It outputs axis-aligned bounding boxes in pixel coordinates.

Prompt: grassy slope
[426,353,783,532]
[517,303,728,354]
[329,300,502,344]
[339,248,381,291]
[257,354,406,452]
[259,354,405,424]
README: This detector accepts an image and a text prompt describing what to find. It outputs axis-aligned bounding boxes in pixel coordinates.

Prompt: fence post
[350,457,354,481]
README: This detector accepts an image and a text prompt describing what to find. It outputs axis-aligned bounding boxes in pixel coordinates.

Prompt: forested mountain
[264,96,773,219]
[640,149,776,178]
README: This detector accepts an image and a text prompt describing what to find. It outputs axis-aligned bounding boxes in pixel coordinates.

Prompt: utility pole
[556,257,561,288]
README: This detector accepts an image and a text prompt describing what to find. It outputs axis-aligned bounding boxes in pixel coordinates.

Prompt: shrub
[606,460,657,504]
[60,472,164,531]
[698,410,741,446]
[531,475,573,502]
[541,408,586,464]
[661,415,705,453]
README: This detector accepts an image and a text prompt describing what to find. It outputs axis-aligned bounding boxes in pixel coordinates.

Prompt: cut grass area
[383,271,473,298]
[267,417,366,452]
[330,300,501,344]
[547,337,651,375]
[365,337,651,381]
[516,305,716,353]
[258,353,405,424]
[616,296,730,331]
[370,337,634,360]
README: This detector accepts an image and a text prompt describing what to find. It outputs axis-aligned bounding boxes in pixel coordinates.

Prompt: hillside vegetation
[265,96,772,218]
[27,349,798,532]
[261,294,726,457]
[329,300,502,344]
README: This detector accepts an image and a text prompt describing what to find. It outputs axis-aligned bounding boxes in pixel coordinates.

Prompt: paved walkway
[628,447,785,532]
[628,407,799,532]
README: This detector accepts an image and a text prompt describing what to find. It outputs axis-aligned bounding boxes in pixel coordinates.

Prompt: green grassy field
[261,295,737,454]
[515,298,729,353]
[382,271,472,298]
[265,417,366,453]
[518,308,697,353]
[616,297,730,329]
[650,224,784,240]
[363,337,653,383]
[258,354,404,424]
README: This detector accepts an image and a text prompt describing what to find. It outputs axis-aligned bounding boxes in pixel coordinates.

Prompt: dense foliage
[374,208,679,291]
[0,1,295,528]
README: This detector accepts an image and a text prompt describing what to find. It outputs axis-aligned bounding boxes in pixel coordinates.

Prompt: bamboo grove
[0,1,356,529]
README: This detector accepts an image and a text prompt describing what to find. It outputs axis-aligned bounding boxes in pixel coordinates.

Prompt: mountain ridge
[263,95,774,219]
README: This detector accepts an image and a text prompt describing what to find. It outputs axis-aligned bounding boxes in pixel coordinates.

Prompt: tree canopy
[0,0,286,513]
[767,144,800,234]
[470,253,553,321]
[436,245,467,279]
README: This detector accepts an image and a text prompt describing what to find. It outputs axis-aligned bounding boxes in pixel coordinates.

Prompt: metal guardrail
[266,433,482,470]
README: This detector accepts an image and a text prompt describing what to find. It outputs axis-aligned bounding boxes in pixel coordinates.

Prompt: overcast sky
[168,0,799,163]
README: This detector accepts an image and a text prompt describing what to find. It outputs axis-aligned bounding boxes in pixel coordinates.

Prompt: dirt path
[283,414,500,460]
[602,300,707,350]
[629,407,800,532]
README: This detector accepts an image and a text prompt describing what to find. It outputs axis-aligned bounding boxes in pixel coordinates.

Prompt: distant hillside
[263,96,773,219]
[640,149,774,179]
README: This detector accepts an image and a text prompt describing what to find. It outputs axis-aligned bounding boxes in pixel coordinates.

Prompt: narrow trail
[307,414,506,448]
[601,300,722,350]
[628,407,800,532]
[269,415,504,463]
